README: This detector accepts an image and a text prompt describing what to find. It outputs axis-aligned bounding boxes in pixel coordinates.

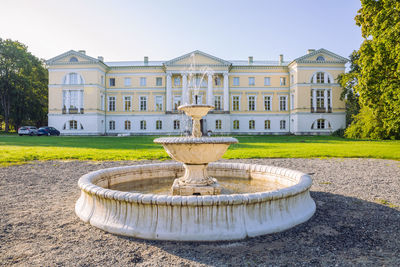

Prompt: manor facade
[46,49,347,135]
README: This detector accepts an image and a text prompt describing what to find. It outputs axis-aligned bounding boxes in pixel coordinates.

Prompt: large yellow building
[46,49,347,135]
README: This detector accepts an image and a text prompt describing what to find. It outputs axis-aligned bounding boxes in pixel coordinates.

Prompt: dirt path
[1,158,399,266]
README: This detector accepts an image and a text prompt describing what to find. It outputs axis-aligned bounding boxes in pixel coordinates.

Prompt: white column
[182,73,188,104]
[166,73,172,112]
[207,73,213,105]
[66,90,71,113]
[324,73,327,84]
[223,73,229,111]
[324,89,328,112]
[312,89,316,112]
[329,89,333,111]
[78,90,82,113]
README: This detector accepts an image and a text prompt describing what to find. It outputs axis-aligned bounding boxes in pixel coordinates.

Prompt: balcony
[62,107,84,114]
[311,107,332,113]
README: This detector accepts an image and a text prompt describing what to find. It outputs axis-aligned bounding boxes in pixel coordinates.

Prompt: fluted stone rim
[178,104,215,110]
[154,137,238,144]
[77,162,312,206]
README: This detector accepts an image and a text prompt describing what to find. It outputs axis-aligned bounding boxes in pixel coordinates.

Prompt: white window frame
[248,77,255,86]
[173,120,180,130]
[124,96,132,111]
[109,120,115,130]
[233,120,240,130]
[155,95,163,111]
[192,94,202,104]
[124,120,131,130]
[279,95,287,111]
[70,120,78,130]
[156,77,162,86]
[108,96,116,111]
[215,119,222,130]
[140,120,146,130]
[264,77,271,86]
[109,78,115,87]
[214,77,221,86]
[139,96,148,111]
[316,89,325,109]
[232,95,241,111]
[264,95,272,111]
[280,120,286,130]
[264,120,271,130]
[247,95,256,111]
[124,77,131,87]
[140,77,147,86]
[249,120,255,130]
[280,77,286,86]
[174,77,181,86]
[173,95,182,110]
[233,77,240,86]
[156,120,162,130]
[214,95,222,110]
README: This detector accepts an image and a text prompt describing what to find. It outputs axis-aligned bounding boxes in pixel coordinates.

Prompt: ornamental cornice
[231,66,289,70]
[109,66,164,70]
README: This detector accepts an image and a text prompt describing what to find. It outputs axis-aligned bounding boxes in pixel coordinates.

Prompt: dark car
[37,126,60,136]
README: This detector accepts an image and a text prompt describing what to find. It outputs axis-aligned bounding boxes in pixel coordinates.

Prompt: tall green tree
[345,0,400,139]
[0,38,47,132]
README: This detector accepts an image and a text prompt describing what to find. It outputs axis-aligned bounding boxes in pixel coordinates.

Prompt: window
[264,120,271,130]
[63,90,82,110]
[248,96,256,111]
[124,96,131,111]
[63,73,83,85]
[316,90,325,108]
[248,77,255,86]
[173,120,180,130]
[215,120,222,130]
[233,77,240,86]
[233,120,240,130]
[214,96,222,110]
[291,94,294,110]
[109,78,115,87]
[232,96,240,111]
[174,77,181,86]
[108,96,116,111]
[70,120,77,130]
[316,72,324,83]
[140,96,147,111]
[214,77,221,86]
[328,90,331,109]
[140,120,146,130]
[69,57,78,62]
[264,77,271,86]
[155,96,163,111]
[249,120,255,130]
[124,120,131,130]
[100,95,104,111]
[124,78,131,86]
[140,77,146,86]
[156,77,162,86]
[156,120,162,130]
[280,120,286,129]
[317,119,325,129]
[192,94,202,104]
[279,96,287,111]
[264,96,271,111]
[173,96,181,110]
[316,56,325,61]
[109,120,115,130]
[280,77,286,86]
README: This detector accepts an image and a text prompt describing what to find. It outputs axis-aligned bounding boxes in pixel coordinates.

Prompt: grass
[0,134,399,166]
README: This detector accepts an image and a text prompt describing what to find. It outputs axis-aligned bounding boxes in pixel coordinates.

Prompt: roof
[105,61,164,67]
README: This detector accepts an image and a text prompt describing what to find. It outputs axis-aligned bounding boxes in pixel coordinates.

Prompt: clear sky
[0,0,363,62]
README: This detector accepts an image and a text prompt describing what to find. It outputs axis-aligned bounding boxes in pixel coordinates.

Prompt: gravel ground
[0,158,399,266]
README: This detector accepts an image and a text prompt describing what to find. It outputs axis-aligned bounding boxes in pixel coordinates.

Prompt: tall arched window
[63,73,84,84]
[310,72,331,84]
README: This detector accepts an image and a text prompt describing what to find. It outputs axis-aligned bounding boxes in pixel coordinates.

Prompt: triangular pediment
[164,50,231,66]
[46,50,102,65]
[294,48,348,64]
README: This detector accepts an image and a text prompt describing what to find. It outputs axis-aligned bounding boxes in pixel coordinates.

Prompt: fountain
[75,101,316,241]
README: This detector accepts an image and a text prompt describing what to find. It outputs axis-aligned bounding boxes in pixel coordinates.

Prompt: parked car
[37,126,60,136]
[18,126,38,136]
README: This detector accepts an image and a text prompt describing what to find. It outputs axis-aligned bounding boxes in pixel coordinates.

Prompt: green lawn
[0,134,399,166]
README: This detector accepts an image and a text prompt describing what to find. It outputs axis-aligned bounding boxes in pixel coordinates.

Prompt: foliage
[0,135,399,166]
[0,38,48,132]
[337,51,361,127]
[331,128,345,138]
[347,0,400,139]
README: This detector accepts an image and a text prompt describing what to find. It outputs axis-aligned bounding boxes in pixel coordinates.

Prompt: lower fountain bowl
[75,162,316,241]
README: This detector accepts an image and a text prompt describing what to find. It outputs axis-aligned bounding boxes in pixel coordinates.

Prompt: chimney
[78,50,86,55]
[144,56,149,65]
[98,56,104,62]
[248,56,253,64]
[307,49,315,54]
[279,54,284,65]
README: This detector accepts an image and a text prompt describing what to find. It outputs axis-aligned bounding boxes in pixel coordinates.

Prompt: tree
[0,38,48,132]
[346,0,400,139]
[337,51,361,127]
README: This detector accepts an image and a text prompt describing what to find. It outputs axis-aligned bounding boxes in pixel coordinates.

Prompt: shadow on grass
[118,192,400,266]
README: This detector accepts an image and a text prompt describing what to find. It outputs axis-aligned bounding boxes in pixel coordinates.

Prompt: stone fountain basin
[75,162,316,241]
[178,104,214,117]
[154,137,238,164]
